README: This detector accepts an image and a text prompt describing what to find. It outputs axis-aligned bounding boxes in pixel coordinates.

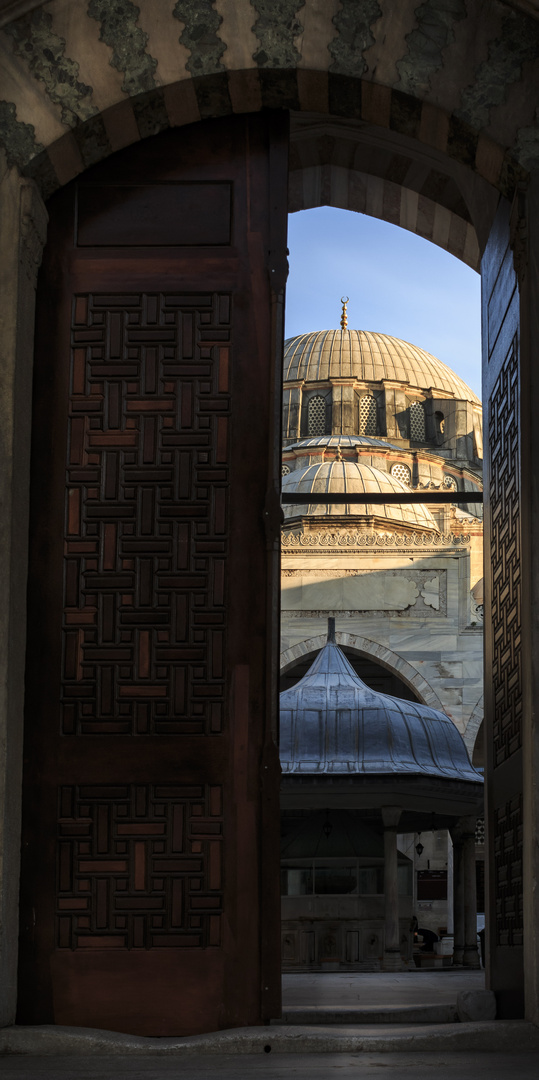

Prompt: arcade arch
[280,632,443,709]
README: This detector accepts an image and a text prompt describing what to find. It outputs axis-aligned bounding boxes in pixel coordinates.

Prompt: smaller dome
[280,634,483,783]
[471,578,484,603]
[285,435,400,452]
[282,459,438,531]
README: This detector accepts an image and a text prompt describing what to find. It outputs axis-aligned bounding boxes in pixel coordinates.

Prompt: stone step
[272,1003,458,1025]
[3,1021,539,1056]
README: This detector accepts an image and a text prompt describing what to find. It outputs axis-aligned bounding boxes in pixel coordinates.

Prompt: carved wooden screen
[482,199,523,1017]
[19,115,287,1036]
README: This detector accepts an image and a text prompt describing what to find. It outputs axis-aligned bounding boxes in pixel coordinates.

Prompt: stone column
[462,816,481,969]
[450,822,465,966]
[0,164,48,1027]
[382,806,402,971]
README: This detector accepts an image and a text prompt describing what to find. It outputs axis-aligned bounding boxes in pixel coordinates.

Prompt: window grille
[359,395,377,436]
[443,474,457,490]
[409,401,425,441]
[390,463,411,486]
[307,395,327,436]
[475,818,485,844]
[281,464,291,476]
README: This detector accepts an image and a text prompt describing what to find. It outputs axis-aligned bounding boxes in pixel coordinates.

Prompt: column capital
[382,806,402,829]
[450,814,476,844]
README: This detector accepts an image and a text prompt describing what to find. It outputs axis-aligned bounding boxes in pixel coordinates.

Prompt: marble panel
[281,571,422,611]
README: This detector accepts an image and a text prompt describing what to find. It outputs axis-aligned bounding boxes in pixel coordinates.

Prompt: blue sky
[285,207,482,399]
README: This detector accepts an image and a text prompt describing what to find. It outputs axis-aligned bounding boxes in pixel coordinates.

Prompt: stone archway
[280,632,445,710]
[464,695,485,758]
[0,0,538,1030]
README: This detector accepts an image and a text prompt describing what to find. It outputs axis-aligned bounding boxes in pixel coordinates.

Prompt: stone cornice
[281,529,470,550]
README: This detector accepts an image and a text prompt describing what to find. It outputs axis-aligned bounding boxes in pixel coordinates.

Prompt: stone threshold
[2,1021,539,1056]
[273,1003,459,1024]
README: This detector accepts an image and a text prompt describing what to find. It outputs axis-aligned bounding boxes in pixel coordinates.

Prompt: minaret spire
[340,296,349,330]
[327,617,336,643]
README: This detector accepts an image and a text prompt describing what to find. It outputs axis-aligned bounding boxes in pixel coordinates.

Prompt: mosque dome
[280,631,483,783]
[281,457,438,531]
[284,330,480,405]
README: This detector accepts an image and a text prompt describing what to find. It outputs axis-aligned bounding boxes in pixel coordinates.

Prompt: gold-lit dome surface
[282,460,438,531]
[284,330,480,404]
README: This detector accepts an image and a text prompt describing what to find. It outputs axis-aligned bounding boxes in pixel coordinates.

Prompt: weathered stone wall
[280,540,484,747]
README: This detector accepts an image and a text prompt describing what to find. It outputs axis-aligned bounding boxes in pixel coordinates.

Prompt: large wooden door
[482,199,523,1016]
[19,114,287,1036]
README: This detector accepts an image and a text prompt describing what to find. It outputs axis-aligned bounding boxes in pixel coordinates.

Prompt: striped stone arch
[280,631,445,712]
[1,0,538,266]
[463,694,484,756]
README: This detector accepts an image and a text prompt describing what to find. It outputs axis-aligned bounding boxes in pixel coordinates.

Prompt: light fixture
[415,842,424,858]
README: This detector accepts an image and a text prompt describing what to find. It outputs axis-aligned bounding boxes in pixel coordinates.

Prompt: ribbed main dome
[282,459,438,531]
[280,638,483,782]
[284,330,480,404]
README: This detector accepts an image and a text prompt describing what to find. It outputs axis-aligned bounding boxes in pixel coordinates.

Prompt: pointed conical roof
[279,622,483,782]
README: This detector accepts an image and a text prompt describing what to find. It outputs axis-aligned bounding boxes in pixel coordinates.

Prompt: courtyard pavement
[1,1051,538,1079]
[2,972,537,1079]
[282,969,486,1007]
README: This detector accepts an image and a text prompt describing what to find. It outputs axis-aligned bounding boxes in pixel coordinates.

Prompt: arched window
[390,462,411,486]
[409,400,425,441]
[435,410,445,436]
[307,395,327,436]
[443,474,457,491]
[359,395,377,436]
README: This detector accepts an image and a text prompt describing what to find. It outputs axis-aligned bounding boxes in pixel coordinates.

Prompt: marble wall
[280,540,483,749]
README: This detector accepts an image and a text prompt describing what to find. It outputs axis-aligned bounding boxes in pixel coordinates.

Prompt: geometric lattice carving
[443,474,457,490]
[494,794,523,947]
[390,462,411,485]
[63,293,230,735]
[308,395,327,436]
[409,400,426,440]
[488,338,521,766]
[359,395,377,436]
[475,817,485,844]
[56,783,223,949]
[282,463,291,476]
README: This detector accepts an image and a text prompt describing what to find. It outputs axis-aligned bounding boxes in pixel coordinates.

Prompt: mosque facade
[279,317,484,953]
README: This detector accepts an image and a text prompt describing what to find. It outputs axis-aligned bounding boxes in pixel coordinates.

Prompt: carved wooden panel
[488,337,522,766]
[63,292,230,736]
[56,783,222,950]
[494,794,523,947]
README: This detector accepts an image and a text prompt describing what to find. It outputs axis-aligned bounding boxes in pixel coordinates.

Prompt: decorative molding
[18,178,48,286]
[281,529,470,549]
[283,606,441,619]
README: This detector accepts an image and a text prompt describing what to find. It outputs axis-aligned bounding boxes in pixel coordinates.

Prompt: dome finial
[327,617,336,643]
[340,296,349,330]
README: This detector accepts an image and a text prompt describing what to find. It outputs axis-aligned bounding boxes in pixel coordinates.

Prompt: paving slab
[275,1003,459,1024]
[282,970,485,1007]
[1,1052,539,1080]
